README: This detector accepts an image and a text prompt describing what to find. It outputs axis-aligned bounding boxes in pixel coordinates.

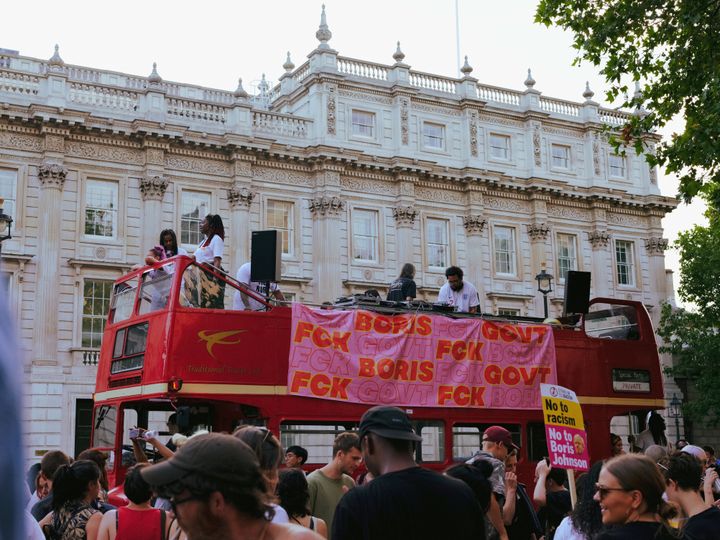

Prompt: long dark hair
[277,468,311,518]
[569,460,604,539]
[51,460,100,510]
[203,214,225,244]
[159,229,179,256]
[399,263,415,279]
[648,412,668,446]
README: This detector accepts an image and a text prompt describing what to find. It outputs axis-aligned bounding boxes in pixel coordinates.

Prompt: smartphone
[128,427,140,439]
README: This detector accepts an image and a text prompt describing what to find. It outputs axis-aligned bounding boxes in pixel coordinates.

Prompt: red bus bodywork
[92,257,665,504]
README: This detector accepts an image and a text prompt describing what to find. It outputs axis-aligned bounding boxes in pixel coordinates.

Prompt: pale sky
[2,0,705,305]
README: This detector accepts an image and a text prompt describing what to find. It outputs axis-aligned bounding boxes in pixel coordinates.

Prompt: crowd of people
[16,406,720,540]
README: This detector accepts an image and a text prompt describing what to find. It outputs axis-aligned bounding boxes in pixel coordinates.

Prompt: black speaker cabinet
[251,230,281,282]
[563,271,591,316]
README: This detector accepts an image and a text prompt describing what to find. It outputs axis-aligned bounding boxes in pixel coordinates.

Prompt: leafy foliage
[657,194,720,423]
[536,0,720,203]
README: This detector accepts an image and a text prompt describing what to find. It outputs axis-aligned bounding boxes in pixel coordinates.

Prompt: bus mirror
[176,406,191,435]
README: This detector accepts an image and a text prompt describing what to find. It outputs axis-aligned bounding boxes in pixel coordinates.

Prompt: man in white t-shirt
[437,266,480,313]
[233,262,285,311]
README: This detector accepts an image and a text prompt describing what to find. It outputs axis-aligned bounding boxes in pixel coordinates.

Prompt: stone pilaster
[588,230,611,298]
[34,162,67,365]
[646,236,669,305]
[392,205,417,272]
[228,184,255,270]
[139,175,169,252]
[464,214,487,311]
[310,164,344,303]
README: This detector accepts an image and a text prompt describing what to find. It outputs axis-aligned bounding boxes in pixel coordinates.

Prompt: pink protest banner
[288,304,557,409]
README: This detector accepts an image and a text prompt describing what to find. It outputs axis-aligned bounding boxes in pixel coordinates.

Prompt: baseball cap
[482,426,520,451]
[140,432,259,487]
[358,406,422,442]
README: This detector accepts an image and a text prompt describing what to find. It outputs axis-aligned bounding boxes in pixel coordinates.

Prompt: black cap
[358,406,422,442]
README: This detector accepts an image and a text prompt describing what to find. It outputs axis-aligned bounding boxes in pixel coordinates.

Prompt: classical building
[1,8,678,460]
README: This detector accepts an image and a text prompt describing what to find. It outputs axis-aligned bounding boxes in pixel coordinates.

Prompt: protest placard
[540,383,589,471]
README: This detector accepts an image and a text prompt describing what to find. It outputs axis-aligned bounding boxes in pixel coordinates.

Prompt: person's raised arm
[533,460,550,507]
[503,471,518,526]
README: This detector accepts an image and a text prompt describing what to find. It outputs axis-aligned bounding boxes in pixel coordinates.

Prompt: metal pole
[455,0,461,77]
[675,416,680,444]
[543,294,549,319]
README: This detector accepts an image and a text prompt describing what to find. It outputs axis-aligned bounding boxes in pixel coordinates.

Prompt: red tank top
[116,506,165,540]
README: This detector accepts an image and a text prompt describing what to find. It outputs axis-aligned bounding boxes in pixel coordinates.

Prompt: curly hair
[569,460,604,539]
[277,468,311,518]
[203,214,225,242]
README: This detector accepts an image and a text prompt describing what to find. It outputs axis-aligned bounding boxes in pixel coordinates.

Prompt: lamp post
[0,198,13,259]
[668,393,682,444]
[535,268,554,319]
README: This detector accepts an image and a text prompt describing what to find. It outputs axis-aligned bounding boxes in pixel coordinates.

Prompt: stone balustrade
[476,83,522,106]
[337,57,388,80]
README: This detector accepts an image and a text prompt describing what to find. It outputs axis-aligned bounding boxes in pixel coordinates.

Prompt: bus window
[138,268,174,314]
[93,405,117,448]
[526,422,549,462]
[413,421,445,463]
[280,422,359,464]
[452,423,521,460]
[179,264,227,310]
[584,303,639,340]
[110,323,147,374]
[110,279,138,324]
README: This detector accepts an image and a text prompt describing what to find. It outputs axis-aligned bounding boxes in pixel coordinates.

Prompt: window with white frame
[608,154,626,177]
[84,180,118,238]
[0,169,17,228]
[494,226,517,276]
[266,200,294,256]
[426,218,449,268]
[489,134,511,160]
[551,144,571,169]
[352,209,379,262]
[180,191,211,247]
[498,307,520,317]
[422,122,445,149]
[615,240,636,287]
[82,279,113,348]
[351,110,375,138]
[556,233,578,281]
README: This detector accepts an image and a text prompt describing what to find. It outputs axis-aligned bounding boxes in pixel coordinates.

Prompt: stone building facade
[1,9,677,460]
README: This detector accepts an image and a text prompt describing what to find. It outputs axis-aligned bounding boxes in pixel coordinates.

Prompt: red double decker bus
[91,256,665,504]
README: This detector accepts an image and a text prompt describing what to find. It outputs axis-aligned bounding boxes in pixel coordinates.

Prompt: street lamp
[535,268,554,319]
[668,393,682,444]
[0,198,12,258]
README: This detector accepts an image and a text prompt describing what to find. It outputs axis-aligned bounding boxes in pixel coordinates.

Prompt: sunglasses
[170,493,207,514]
[595,483,631,499]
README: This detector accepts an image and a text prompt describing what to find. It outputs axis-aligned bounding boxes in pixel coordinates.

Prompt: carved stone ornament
[309,195,345,217]
[463,215,487,234]
[527,222,550,241]
[400,98,409,145]
[469,113,478,157]
[227,186,255,208]
[37,162,68,189]
[393,205,418,226]
[588,230,611,249]
[649,165,657,184]
[139,175,169,201]
[645,237,669,255]
[327,86,336,135]
[593,134,601,176]
[533,127,541,166]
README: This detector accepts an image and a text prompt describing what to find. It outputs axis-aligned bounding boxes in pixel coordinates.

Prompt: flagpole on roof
[455,0,461,77]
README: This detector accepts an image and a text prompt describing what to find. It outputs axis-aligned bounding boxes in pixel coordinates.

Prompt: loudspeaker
[563,271,591,316]
[250,230,281,282]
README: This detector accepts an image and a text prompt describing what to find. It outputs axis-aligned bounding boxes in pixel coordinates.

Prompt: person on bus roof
[191,214,224,269]
[233,261,285,311]
[144,229,188,267]
[386,263,417,302]
[438,266,480,313]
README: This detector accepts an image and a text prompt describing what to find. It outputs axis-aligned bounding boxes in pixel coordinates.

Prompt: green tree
[536,0,720,203]
[657,194,720,423]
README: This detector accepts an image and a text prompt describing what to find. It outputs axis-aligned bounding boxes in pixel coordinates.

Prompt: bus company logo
[549,386,558,397]
[198,330,247,360]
